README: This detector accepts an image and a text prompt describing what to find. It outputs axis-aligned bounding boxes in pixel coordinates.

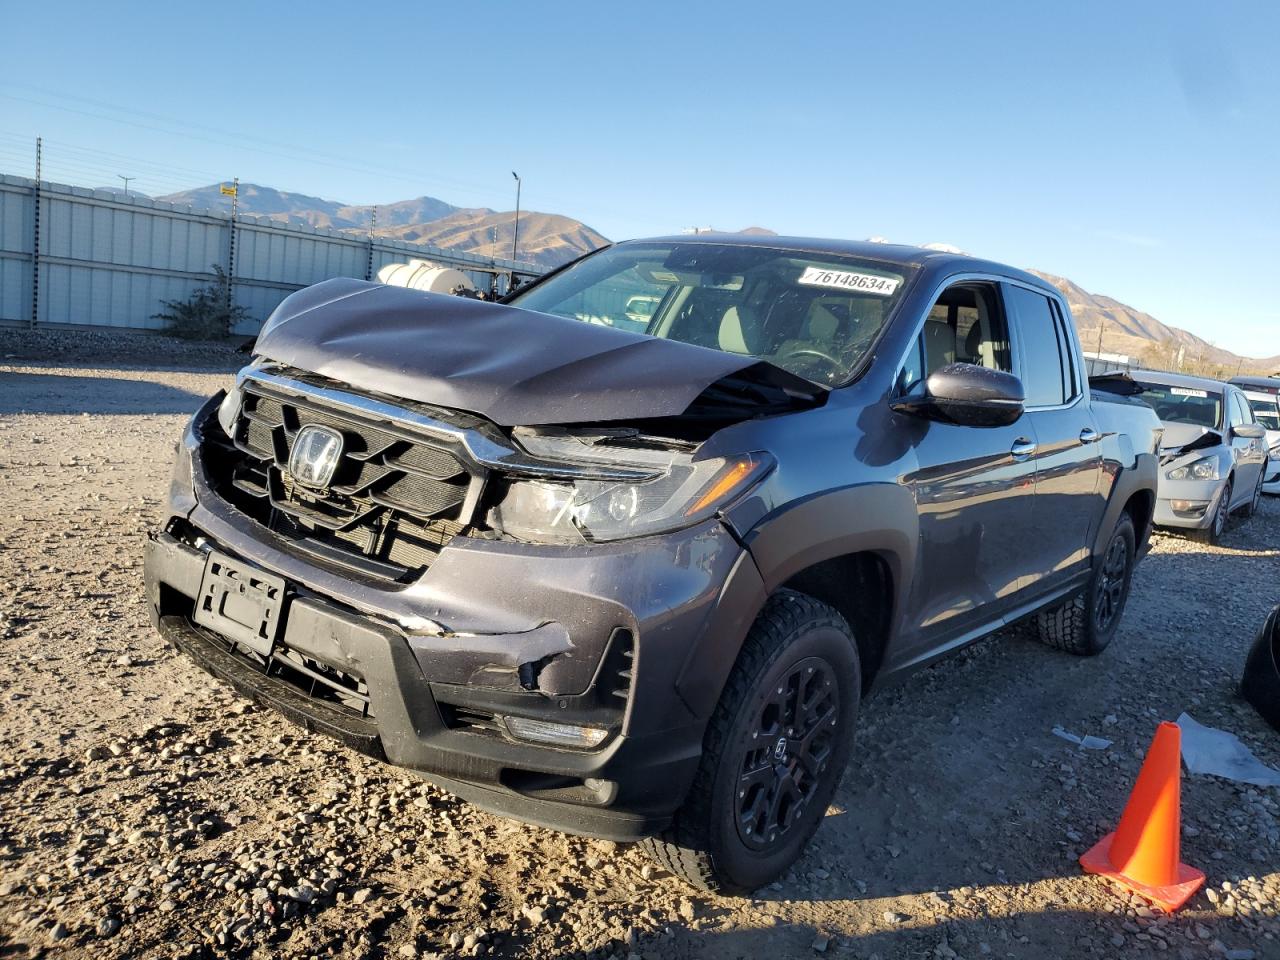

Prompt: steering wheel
[776,346,843,379]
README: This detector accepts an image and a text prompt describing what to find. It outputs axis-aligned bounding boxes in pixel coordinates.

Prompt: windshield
[1247,396,1280,431]
[508,242,912,386]
[1134,381,1223,429]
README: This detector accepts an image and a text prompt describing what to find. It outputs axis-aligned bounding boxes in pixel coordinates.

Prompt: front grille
[214,381,484,579]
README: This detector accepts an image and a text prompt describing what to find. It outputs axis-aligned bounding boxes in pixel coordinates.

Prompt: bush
[152,264,251,340]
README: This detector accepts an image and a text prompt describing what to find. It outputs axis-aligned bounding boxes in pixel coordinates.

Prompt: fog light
[1170,499,1208,516]
[502,716,609,749]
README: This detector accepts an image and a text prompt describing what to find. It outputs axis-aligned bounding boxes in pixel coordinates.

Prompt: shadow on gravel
[0,371,209,415]
[546,907,1161,960]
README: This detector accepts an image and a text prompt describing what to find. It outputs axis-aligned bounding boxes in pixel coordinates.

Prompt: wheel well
[1123,489,1154,545]
[781,552,892,693]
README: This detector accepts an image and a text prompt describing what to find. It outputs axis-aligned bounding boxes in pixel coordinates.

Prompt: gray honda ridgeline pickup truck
[144,237,1161,892]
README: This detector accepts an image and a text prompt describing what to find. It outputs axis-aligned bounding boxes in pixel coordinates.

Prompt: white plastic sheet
[1176,712,1280,788]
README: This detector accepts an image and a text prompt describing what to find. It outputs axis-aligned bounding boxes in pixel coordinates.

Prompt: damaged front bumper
[1153,477,1228,530]
[143,406,765,839]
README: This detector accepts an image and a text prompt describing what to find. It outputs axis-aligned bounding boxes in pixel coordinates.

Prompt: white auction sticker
[1170,387,1209,398]
[797,266,900,295]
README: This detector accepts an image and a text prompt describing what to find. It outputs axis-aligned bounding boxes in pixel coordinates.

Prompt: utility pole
[31,137,41,328]
[510,171,521,265]
[117,175,135,197]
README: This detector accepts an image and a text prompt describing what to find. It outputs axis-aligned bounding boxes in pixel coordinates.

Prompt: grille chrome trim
[240,368,661,483]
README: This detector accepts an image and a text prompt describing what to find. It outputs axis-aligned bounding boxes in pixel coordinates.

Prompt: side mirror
[1233,422,1267,440]
[892,362,1026,428]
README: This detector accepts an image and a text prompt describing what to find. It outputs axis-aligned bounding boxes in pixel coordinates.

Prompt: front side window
[1133,381,1223,429]
[507,242,912,386]
[897,282,1011,395]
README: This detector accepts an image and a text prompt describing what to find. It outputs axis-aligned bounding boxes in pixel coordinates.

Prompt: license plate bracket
[192,551,287,657]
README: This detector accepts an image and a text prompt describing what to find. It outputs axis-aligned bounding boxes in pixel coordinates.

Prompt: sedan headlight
[489,443,773,543]
[1270,444,1280,461]
[1167,456,1219,481]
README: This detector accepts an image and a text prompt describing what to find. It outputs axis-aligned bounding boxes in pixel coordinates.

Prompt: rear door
[1004,283,1102,590]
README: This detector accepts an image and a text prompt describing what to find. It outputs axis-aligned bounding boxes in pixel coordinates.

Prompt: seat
[718,306,752,354]
[923,319,955,375]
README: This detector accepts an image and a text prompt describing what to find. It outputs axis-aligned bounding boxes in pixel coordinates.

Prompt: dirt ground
[1,326,1277,960]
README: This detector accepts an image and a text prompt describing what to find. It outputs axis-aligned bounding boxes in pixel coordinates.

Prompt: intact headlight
[1167,456,1219,481]
[1270,444,1280,461]
[489,445,773,543]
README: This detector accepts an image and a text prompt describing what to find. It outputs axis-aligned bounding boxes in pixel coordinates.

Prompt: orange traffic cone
[1079,721,1204,911]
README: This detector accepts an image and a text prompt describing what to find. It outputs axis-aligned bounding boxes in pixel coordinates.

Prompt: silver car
[1233,381,1280,495]
[1125,370,1269,543]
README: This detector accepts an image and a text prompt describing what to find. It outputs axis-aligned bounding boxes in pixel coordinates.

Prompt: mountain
[380,209,608,270]
[156,182,603,269]
[148,186,1275,370]
[1029,270,1280,375]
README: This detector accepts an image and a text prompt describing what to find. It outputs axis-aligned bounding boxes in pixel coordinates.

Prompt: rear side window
[1006,285,1073,407]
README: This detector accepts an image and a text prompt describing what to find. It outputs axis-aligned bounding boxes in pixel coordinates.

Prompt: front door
[894,280,1037,658]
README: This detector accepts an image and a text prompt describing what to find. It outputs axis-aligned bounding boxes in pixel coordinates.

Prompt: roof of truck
[620,235,1054,292]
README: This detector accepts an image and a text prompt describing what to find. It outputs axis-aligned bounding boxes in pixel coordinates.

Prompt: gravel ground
[1,326,1277,960]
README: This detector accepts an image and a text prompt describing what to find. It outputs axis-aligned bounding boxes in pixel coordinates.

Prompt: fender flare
[673,483,917,718]
[1093,450,1158,558]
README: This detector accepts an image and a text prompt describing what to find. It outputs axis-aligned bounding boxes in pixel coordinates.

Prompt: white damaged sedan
[1122,371,1269,544]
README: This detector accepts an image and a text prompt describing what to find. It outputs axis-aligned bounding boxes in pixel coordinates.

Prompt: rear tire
[1032,512,1136,657]
[642,590,861,894]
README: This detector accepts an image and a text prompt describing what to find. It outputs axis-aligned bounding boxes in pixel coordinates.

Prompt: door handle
[1011,438,1037,459]
[1079,427,1101,444]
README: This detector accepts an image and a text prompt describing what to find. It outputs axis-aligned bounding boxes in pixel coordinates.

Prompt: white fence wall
[0,175,544,335]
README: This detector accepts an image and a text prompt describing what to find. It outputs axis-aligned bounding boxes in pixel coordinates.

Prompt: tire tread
[640,589,852,893]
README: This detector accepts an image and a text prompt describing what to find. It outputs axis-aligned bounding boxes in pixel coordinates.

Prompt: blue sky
[1,0,1276,357]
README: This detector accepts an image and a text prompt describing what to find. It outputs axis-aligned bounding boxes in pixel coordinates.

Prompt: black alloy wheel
[1093,531,1130,635]
[734,656,839,852]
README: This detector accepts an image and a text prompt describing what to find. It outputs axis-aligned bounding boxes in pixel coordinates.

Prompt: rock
[522,905,547,925]
[678,899,696,922]
[86,745,110,761]
[1224,951,1255,960]
[97,915,120,937]
[811,933,830,952]
[352,888,374,905]
[397,946,418,958]
[50,922,69,941]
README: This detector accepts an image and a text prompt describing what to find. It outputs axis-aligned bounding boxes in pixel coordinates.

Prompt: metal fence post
[30,137,40,328]
[226,177,238,318]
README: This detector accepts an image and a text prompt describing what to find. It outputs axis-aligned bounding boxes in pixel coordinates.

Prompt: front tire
[1242,470,1264,519]
[642,590,861,894]
[1193,478,1232,545]
[1033,512,1136,656]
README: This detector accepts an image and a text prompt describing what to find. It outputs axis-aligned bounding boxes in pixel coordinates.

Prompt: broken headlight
[1166,456,1219,481]
[489,440,773,543]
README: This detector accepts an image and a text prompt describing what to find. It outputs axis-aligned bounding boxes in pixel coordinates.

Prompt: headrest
[719,306,750,354]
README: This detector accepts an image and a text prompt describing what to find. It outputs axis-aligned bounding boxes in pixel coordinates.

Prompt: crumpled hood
[1158,421,1223,456]
[253,278,775,426]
